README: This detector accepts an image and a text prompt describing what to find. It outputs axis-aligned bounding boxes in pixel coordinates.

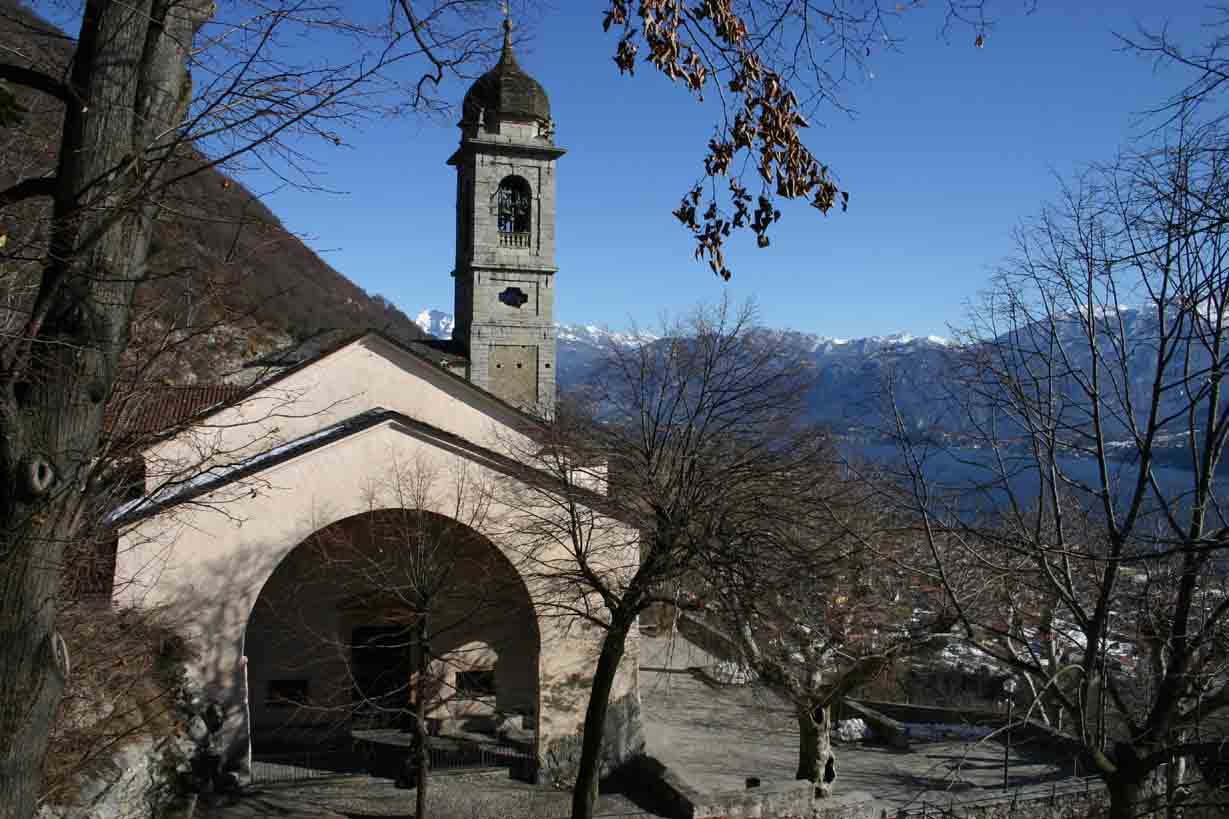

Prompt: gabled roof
[109,407,619,528]
[114,328,545,457]
[244,329,468,370]
[238,328,546,433]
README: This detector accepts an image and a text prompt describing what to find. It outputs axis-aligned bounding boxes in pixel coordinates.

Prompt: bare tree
[496,298,833,819]
[1119,6,1229,132]
[698,461,921,795]
[881,116,1229,819]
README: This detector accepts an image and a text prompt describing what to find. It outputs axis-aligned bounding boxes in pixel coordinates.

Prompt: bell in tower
[448,20,565,417]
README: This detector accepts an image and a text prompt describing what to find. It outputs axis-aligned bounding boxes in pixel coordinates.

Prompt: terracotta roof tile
[104,384,245,442]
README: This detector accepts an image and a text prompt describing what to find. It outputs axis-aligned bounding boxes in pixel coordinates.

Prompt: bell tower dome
[449,21,564,417]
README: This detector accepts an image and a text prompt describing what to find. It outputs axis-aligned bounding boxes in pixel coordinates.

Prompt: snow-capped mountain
[414,309,455,340]
[414,304,1217,443]
[415,309,952,431]
[415,309,656,349]
[555,323,659,349]
[415,305,1218,458]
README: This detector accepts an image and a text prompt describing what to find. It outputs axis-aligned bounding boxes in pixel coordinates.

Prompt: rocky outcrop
[36,735,177,819]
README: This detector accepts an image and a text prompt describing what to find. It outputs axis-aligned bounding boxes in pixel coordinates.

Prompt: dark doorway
[351,625,412,729]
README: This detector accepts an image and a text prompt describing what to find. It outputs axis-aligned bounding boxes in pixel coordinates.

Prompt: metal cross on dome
[499,1,513,42]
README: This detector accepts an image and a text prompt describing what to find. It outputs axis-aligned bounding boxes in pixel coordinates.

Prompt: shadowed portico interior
[245,508,540,755]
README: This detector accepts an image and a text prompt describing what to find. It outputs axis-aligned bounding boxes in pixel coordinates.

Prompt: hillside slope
[0,0,423,383]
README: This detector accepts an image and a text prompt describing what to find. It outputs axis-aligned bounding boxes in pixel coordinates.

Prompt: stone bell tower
[449,21,564,416]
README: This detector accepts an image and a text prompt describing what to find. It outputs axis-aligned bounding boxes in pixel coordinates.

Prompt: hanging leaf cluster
[603,0,848,280]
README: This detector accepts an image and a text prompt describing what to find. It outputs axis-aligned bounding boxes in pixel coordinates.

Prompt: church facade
[111,27,644,782]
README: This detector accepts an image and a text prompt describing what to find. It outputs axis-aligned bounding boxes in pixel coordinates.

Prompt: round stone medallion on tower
[461,20,551,127]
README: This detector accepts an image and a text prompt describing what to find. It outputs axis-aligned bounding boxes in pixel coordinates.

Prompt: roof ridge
[107,407,620,528]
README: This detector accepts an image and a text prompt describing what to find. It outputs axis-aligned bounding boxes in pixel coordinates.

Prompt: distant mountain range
[415,309,955,435]
[415,306,1213,451]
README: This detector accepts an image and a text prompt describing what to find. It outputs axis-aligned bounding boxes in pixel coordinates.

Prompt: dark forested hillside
[0,0,423,382]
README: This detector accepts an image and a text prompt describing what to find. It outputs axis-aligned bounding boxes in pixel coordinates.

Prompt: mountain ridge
[413,307,945,353]
[414,305,1205,445]
[414,307,955,434]
[0,0,426,385]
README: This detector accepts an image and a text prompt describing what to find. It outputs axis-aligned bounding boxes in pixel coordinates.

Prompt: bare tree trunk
[0,4,207,816]
[415,616,428,819]
[0,522,67,819]
[570,621,629,819]
[1165,753,1186,819]
[796,703,836,797]
[1106,768,1167,819]
[1107,778,1142,819]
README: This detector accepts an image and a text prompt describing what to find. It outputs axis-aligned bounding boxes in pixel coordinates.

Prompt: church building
[110,24,644,783]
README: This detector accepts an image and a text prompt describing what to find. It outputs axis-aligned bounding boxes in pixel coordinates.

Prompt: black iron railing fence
[250,737,536,784]
[250,749,366,783]
[894,776,1105,818]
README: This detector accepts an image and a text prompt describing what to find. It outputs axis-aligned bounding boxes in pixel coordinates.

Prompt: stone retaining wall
[676,614,740,663]
[894,779,1107,819]
[847,700,1004,726]
[622,752,820,819]
[838,700,909,749]
[839,700,1089,763]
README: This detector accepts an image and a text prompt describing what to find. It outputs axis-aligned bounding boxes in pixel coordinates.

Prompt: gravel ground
[200,771,662,819]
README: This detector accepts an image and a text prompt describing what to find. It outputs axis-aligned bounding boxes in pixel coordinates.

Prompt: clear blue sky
[229,2,1212,339]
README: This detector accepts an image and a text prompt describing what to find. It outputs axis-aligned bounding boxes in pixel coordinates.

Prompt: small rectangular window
[455,669,496,699]
[267,679,309,707]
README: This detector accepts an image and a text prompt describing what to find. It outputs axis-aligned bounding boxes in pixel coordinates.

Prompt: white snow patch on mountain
[415,307,946,354]
[415,309,455,340]
[417,309,658,348]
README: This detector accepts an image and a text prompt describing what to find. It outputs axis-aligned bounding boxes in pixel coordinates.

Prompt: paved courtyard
[201,771,656,818]
[639,633,1078,815]
[207,632,1082,819]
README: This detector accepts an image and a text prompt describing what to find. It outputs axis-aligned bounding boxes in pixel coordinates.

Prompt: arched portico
[243,508,540,756]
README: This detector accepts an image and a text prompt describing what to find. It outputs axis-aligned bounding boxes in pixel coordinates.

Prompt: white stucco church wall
[115,406,643,780]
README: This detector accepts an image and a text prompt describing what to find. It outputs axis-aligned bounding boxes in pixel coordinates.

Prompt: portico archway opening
[243,508,540,766]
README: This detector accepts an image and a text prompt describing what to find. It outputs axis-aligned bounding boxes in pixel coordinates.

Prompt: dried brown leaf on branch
[602,0,1002,279]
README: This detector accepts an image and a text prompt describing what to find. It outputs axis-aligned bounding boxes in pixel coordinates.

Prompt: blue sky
[224,2,1213,338]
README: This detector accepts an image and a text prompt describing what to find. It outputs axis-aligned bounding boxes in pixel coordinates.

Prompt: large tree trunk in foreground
[0,3,207,818]
[1106,768,1166,819]
[570,622,630,819]
[796,703,836,797]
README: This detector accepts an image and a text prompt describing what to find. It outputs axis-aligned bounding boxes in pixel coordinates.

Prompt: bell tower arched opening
[497,175,533,248]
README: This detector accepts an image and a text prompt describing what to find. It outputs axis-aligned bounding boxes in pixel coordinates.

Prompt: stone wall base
[538,691,644,786]
[611,754,876,819]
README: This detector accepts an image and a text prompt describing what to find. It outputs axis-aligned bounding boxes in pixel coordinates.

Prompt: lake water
[846,441,1226,527]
